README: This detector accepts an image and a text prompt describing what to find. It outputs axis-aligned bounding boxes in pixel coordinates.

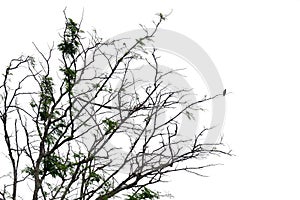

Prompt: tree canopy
[0,11,230,200]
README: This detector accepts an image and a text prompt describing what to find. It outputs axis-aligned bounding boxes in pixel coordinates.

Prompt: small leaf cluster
[126,187,159,200]
[46,118,67,144]
[59,67,76,94]
[39,76,54,121]
[57,18,82,56]
[43,154,72,178]
[88,171,102,183]
[102,118,118,134]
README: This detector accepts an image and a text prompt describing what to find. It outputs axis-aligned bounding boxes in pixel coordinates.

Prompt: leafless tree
[0,11,231,200]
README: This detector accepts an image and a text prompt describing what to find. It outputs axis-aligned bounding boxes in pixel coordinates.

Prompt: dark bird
[223,89,227,96]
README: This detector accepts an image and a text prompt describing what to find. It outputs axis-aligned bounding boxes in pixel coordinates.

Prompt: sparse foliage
[0,11,230,200]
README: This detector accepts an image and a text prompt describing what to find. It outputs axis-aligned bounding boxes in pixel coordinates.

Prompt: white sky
[1,0,300,199]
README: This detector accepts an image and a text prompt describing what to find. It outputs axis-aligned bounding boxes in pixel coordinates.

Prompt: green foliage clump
[102,118,118,134]
[43,154,72,178]
[126,187,160,200]
[59,66,76,94]
[39,76,54,121]
[57,18,82,56]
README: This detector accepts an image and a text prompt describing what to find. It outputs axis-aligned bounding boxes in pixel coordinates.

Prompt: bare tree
[0,11,230,200]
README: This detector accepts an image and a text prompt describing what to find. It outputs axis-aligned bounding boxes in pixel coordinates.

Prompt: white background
[1,0,300,199]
